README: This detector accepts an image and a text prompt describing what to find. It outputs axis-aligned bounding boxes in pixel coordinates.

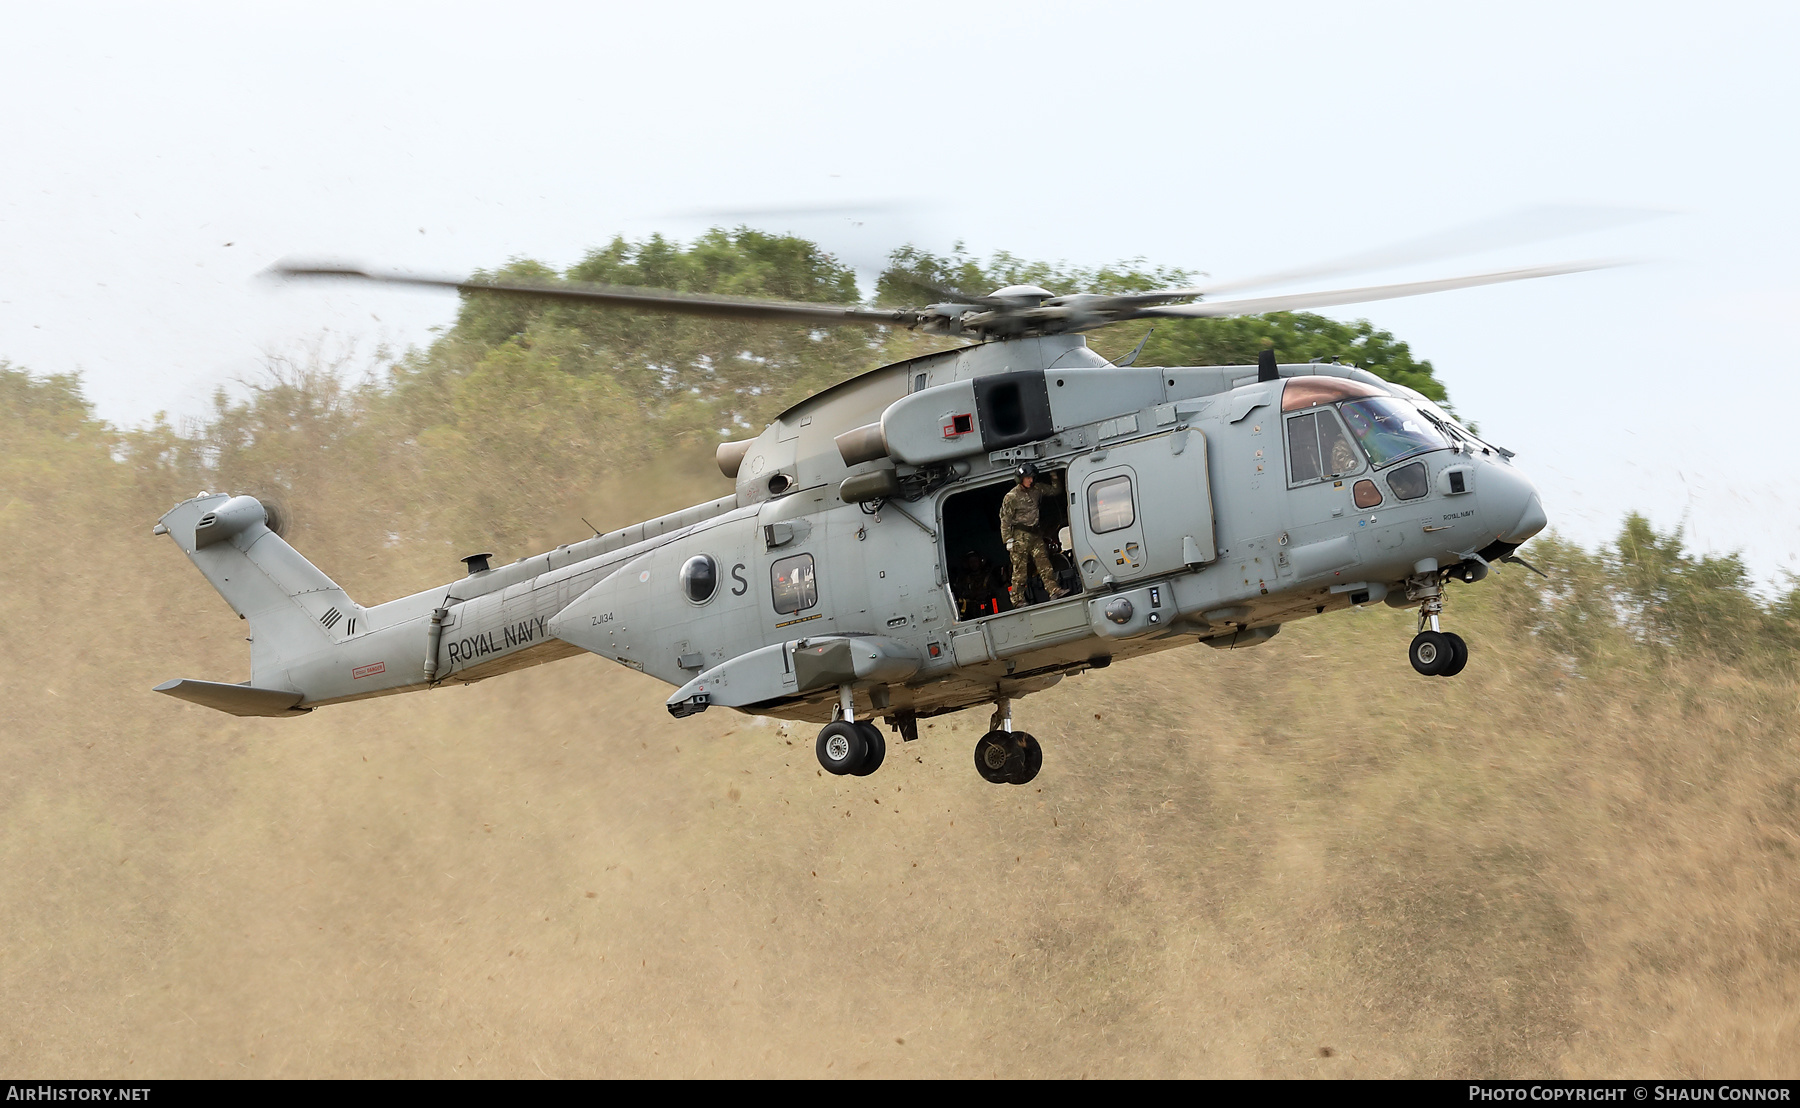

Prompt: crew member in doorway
[1000,464,1069,607]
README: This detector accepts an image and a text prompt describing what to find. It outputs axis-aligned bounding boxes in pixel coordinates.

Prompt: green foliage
[1766,575,1800,656]
[0,360,98,438]
[570,229,861,302]
[0,362,126,530]
[439,229,877,443]
[389,333,637,551]
[353,228,935,552]
[392,231,1450,519]
[873,245,1448,403]
[1488,533,1618,663]
[17,238,1774,654]
[1135,313,1448,403]
[6,230,1780,649]
[1613,513,1778,664]
[877,243,1192,302]
[1489,513,1800,673]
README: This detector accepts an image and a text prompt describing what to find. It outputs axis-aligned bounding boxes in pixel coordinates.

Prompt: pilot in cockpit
[1328,423,1361,476]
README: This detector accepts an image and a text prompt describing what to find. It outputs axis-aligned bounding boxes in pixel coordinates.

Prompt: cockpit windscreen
[1338,396,1449,468]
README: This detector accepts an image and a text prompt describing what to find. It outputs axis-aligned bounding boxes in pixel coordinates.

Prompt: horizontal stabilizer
[153,678,308,717]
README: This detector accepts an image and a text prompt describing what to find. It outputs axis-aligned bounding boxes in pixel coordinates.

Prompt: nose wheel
[1406,567,1469,677]
[1409,629,1468,676]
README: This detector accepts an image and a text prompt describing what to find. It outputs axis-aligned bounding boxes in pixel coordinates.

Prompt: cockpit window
[1319,414,1359,476]
[1337,397,1449,468]
[1287,409,1363,485]
[1415,402,1500,455]
[1287,413,1323,484]
[1386,461,1430,500]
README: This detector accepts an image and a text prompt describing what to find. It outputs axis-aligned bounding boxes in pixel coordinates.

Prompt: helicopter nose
[1482,462,1547,544]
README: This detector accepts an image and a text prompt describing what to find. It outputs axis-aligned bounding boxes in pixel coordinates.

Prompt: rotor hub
[987,284,1055,305]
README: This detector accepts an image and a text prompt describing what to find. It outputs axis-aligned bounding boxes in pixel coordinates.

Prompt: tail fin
[155,493,360,699]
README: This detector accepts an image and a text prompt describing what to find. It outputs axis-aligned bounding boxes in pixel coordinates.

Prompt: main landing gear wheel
[1441,632,1469,677]
[974,731,1012,783]
[973,730,1042,785]
[816,720,867,775]
[850,721,886,776]
[1010,734,1043,785]
[1410,630,1453,676]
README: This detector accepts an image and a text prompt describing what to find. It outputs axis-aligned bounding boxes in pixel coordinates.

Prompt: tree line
[2,228,1793,669]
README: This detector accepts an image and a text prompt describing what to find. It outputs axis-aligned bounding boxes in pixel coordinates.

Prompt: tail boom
[153,493,430,714]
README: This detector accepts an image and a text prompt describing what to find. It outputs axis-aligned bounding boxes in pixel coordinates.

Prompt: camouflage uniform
[999,477,1066,605]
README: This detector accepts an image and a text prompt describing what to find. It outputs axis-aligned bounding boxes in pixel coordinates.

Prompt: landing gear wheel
[1409,630,1453,676]
[850,721,886,776]
[1007,733,1043,785]
[974,730,1014,784]
[973,730,1042,784]
[816,720,868,775]
[1441,632,1469,677]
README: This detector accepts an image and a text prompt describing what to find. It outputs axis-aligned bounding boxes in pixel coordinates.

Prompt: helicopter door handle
[1422,524,1450,532]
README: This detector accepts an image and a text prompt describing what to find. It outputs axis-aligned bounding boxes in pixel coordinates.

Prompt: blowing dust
[2,460,1797,1079]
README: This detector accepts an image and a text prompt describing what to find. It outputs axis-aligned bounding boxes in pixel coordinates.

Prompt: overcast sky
[4,1,1796,582]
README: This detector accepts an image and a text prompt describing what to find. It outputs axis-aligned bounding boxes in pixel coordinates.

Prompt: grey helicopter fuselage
[151,333,1545,731]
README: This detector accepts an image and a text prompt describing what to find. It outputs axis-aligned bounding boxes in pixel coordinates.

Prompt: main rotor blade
[1134,259,1621,320]
[1111,204,1662,306]
[880,270,999,307]
[270,262,917,329]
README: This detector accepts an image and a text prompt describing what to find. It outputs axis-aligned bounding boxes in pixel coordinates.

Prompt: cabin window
[1088,475,1136,534]
[680,555,718,604]
[1288,410,1361,485]
[1386,461,1430,501]
[770,553,817,615]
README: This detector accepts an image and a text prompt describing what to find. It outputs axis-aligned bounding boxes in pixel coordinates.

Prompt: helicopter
[151,235,1590,786]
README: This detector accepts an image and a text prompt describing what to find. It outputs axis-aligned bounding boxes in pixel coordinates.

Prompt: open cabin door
[1068,428,1215,590]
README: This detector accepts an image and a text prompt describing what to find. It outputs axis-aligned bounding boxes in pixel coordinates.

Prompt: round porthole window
[680,555,718,604]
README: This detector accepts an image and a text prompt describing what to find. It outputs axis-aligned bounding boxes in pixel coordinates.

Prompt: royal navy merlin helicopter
[151,241,1588,785]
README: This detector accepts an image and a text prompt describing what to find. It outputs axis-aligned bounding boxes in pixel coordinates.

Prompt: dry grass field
[4,453,1796,1079]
